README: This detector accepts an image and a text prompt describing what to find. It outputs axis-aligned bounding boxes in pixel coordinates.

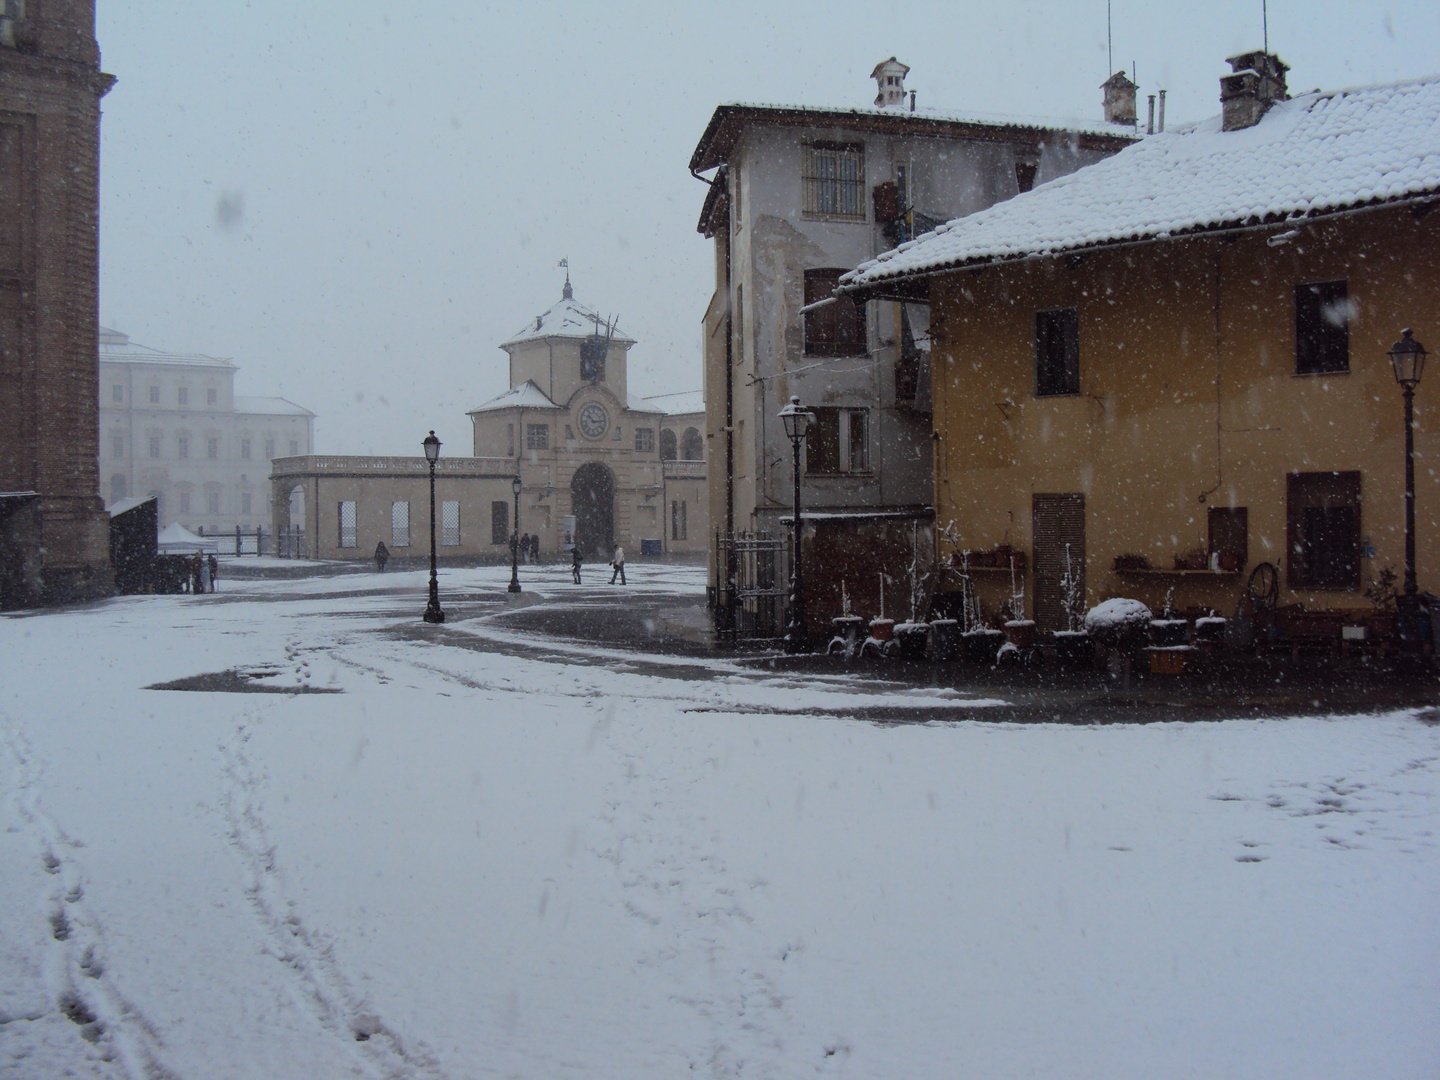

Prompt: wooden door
[1032,494,1085,632]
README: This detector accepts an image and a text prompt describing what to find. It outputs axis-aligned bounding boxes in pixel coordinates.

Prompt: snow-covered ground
[2,563,1437,1079]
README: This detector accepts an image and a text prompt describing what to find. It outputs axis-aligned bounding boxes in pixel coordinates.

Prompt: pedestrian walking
[189,553,202,594]
[374,541,389,572]
[570,545,583,584]
[520,533,532,564]
[609,545,626,585]
[199,552,212,594]
[207,553,219,592]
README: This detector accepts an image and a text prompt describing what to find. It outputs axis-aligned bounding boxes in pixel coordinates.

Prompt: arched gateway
[570,462,614,556]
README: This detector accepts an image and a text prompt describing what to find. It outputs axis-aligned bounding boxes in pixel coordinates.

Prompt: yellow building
[842,56,1440,629]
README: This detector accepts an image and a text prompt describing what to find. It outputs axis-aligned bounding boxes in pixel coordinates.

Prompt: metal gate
[713,530,791,644]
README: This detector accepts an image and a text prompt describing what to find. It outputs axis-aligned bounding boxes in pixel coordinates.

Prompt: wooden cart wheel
[1247,562,1279,612]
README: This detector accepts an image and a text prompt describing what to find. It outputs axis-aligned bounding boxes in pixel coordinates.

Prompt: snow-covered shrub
[1083,598,1153,647]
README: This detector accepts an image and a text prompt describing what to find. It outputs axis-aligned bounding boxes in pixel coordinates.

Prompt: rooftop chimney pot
[871,57,911,109]
[1220,51,1289,131]
[1101,71,1139,127]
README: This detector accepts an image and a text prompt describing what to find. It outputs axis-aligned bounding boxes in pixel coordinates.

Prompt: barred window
[177,434,189,459]
[206,490,220,514]
[802,142,865,220]
[441,500,460,546]
[671,499,687,541]
[111,435,123,458]
[391,501,411,547]
[338,501,357,548]
[634,428,654,453]
[207,437,219,459]
[526,423,549,450]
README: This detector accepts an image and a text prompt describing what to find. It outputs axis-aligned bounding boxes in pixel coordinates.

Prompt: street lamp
[1388,328,1427,614]
[779,395,815,652]
[508,474,523,594]
[422,430,445,624]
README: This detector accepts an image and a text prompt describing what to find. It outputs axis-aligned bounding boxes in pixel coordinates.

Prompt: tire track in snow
[0,718,179,1080]
[218,718,449,1080]
[586,700,799,1077]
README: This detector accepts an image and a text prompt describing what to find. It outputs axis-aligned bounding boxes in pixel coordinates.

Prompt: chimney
[871,57,910,108]
[1101,71,1138,127]
[1220,51,1289,131]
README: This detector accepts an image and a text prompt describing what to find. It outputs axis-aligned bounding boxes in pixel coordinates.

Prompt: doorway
[1032,493,1085,632]
[570,462,614,556]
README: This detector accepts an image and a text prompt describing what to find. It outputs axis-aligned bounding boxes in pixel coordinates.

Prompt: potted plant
[1053,544,1091,665]
[1364,566,1399,641]
[1084,598,1152,686]
[962,625,1005,665]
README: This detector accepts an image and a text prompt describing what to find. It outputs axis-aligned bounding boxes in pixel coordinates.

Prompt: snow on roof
[691,101,1136,173]
[843,75,1440,291]
[107,495,155,516]
[501,292,634,349]
[469,379,562,414]
[234,396,314,417]
[643,391,704,416]
[626,394,664,415]
[98,327,235,369]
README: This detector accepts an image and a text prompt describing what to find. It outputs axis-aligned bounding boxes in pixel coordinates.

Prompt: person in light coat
[609,545,626,585]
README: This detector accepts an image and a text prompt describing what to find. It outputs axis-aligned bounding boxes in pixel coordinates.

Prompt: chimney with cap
[1220,51,1289,131]
[1101,71,1138,127]
[872,57,910,108]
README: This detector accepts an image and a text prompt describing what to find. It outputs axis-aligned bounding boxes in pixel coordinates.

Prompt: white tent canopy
[156,522,219,552]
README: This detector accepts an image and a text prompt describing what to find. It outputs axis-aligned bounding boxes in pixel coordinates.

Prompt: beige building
[99,328,314,534]
[690,59,1137,637]
[841,56,1440,631]
[272,280,707,561]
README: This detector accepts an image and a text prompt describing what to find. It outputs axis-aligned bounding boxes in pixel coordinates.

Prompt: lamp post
[779,395,815,652]
[422,430,445,624]
[508,474,523,594]
[1388,329,1427,621]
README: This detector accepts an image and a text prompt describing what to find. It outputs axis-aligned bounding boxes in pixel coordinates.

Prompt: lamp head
[422,430,441,463]
[779,395,814,443]
[1388,328,1427,390]
[512,475,522,496]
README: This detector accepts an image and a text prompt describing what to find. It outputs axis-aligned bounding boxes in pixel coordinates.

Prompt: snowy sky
[96,1,1440,457]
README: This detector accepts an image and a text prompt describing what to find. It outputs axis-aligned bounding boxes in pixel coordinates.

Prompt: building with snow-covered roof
[98,328,315,535]
[841,55,1440,630]
[692,58,1138,640]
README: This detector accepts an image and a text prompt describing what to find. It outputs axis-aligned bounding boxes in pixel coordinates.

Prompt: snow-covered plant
[841,579,852,617]
[1060,544,1085,632]
[1364,566,1399,611]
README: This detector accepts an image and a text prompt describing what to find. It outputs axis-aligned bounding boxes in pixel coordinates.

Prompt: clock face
[578,403,609,439]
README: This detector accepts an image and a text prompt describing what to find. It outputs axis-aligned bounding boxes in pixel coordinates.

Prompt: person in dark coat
[570,545,583,584]
[207,554,219,592]
[374,541,389,572]
[189,552,203,594]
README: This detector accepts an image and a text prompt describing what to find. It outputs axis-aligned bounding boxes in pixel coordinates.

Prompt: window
[179,490,191,514]
[207,437,219,459]
[441,500,460,546]
[491,500,509,545]
[526,423,549,450]
[109,474,126,503]
[806,408,868,474]
[391,501,411,547]
[148,385,159,404]
[1208,507,1248,569]
[289,439,299,456]
[1035,308,1080,396]
[241,492,252,515]
[338,501,357,548]
[804,269,867,357]
[207,490,220,514]
[1295,280,1349,375]
[240,438,251,460]
[671,499,687,541]
[1287,471,1361,589]
[111,435,123,458]
[1015,161,1038,193]
[681,427,704,461]
[177,434,189,459]
[802,141,864,220]
[149,433,161,459]
[206,388,217,406]
[659,429,677,460]
[111,383,122,403]
[265,437,275,459]
[634,428,654,453]
[178,386,188,405]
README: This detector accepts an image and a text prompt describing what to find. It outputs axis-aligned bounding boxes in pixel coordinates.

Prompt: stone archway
[570,462,614,557]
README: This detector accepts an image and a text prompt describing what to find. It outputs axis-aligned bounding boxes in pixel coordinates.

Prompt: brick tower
[0,1,115,606]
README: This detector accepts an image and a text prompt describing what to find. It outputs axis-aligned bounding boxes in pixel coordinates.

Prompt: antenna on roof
[1107,0,1112,77]
[1263,0,1269,54]
[557,257,572,300]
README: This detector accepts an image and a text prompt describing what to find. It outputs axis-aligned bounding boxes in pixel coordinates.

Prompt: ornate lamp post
[508,474,523,594]
[779,396,815,652]
[422,430,445,624]
[1388,329,1427,624]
